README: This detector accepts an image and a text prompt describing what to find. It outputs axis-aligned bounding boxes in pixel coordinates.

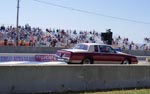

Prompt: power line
[33,0,150,25]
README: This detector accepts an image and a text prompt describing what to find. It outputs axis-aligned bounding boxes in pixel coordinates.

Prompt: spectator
[0,24,149,51]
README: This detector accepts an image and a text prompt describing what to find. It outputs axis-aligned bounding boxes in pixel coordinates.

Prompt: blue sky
[0,0,150,43]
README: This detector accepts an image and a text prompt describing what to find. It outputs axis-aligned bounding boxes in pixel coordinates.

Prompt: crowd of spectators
[0,24,102,47]
[113,36,150,51]
[0,24,150,51]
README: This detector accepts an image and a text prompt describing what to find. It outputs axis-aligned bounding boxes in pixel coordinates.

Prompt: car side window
[108,46,116,53]
[99,46,105,52]
[99,45,115,53]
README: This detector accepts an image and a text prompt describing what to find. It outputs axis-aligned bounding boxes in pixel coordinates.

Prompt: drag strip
[0,53,150,65]
[0,61,67,65]
[0,61,149,65]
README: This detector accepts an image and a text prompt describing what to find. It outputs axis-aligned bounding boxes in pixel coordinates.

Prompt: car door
[98,45,124,64]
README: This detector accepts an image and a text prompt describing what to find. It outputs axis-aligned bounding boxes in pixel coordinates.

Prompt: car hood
[116,51,128,55]
[62,49,88,52]
[116,51,136,57]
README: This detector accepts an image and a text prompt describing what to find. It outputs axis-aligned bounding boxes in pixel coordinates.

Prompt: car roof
[78,43,109,46]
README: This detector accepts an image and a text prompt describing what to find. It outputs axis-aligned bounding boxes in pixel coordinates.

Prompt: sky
[0,0,150,43]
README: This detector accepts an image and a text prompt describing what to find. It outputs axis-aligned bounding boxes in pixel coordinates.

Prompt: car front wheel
[122,59,130,64]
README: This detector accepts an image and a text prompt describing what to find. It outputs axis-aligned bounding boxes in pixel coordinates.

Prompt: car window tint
[99,46,113,53]
[106,46,112,53]
[100,46,107,52]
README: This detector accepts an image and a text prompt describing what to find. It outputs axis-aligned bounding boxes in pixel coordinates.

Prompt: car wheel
[82,58,93,64]
[122,59,130,64]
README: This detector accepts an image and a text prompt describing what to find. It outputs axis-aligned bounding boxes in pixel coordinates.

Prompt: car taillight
[56,52,62,56]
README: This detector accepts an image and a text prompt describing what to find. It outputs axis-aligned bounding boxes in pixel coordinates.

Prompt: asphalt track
[0,61,67,65]
[0,61,149,65]
[0,53,149,65]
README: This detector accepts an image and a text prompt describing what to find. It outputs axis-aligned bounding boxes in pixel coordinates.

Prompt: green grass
[35,89,150,94]
[80,89,150,94]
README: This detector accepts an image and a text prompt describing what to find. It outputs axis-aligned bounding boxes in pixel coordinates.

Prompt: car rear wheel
[82,58,93,64]
[122,59,130,64]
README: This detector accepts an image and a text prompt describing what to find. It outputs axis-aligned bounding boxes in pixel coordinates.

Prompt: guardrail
[1,46,150,56]
[0,46,63,53]
[137,56,150,61]
[0,65,150,93]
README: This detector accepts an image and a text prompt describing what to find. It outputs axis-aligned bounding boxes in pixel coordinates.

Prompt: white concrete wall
[0,65,150,93]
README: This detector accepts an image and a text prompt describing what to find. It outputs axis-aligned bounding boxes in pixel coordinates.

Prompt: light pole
[16,0,20,46]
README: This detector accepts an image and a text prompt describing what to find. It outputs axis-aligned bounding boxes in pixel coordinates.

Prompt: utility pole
[16,0,20,46]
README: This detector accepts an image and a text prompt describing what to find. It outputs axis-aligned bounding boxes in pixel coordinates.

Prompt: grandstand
[0,25,149,51]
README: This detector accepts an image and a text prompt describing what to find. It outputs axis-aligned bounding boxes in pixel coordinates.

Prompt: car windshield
[73,44,88,50]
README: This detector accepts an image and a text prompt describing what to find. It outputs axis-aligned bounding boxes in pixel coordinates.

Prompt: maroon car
[55,43,138,64]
